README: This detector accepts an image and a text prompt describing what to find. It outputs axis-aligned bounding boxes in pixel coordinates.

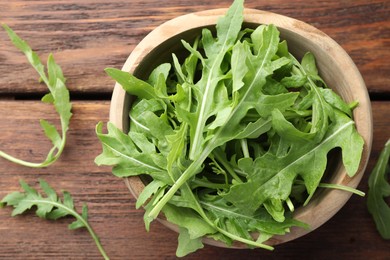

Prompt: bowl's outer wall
[110,8,373,247]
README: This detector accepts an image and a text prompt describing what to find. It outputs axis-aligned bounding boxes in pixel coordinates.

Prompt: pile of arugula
[96,0,365,255]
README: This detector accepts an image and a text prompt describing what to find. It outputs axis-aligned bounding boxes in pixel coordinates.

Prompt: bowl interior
[111,9,373,247]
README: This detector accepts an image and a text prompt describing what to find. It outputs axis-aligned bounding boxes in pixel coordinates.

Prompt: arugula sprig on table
[96,0,365,256]
[367,139,390,239]
[0,24,72,168]
[0,179,109,260]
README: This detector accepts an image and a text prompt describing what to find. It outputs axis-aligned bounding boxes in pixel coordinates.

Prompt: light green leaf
[320,88,352,117]
[301,52,318,76]
[188,0,244,160]
[105,68,157,100]
[40,119,62,148]
[176,228,204,257]
[163,204,215,239]
[41,93,54,103]
[166,123,188,174]
[224,111,363,218]
[147,63,171,85]
[136,180,166,209]
[95,122,170,183]
[281,74,307,88]
[0,192,25,208]
[2,24,48,84]
[69,204,88,230]
[231,41,248,92]
[47,53,66,90]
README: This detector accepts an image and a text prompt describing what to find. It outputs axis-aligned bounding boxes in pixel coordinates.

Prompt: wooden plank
[0,0,388,95]
[0,100,389,259]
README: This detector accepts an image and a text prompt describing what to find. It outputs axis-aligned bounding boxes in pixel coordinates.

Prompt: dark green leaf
[367,140,390,239]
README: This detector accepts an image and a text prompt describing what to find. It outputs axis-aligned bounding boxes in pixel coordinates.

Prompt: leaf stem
[317,183,365,197]
[286,197,295,212]
[0,134,66,168]
[179,183,274,251]
[212,148,243,183]
[148,154,205,219]
[294,180,365,197]
[240,139,250,158]
[192,178,230,190]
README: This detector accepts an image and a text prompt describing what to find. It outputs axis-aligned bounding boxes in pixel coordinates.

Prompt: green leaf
[0,24,72,168]
[163,204,216,239]
[95,122,172,184]
[223,111,363,218]
[320,88,352,117]
[281,74,307,88]
[2,24,48,84]
[69,204,88,230]
[41,93,54,103]
[188,0,244,160]
[147,63,171,85]
[36,179,58,218]
[367,140,390,239]
[40,119,62,148]
[166,123,188,174]
[136,180,166,209]
[272,109,316,143]
[47,191,74,220]
[301,52,318,76]
[231,41,248,92]
[47,53,66,90]
[53,78,72,130]
[0,192,25,208]
[1,179,109,259]
[176,227,204,257]
[105,68,157,100]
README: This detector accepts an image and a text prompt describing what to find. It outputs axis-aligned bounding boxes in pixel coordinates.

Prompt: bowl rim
[109,8,373,248]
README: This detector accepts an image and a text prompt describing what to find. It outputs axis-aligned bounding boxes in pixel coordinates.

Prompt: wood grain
[0,0,388,96]
[0,101,389,259]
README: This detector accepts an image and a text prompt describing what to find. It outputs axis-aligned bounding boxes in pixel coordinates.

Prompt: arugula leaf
[223,111,363,220]
[163,204,216,239]
[105,68,158,100]
[0,24,72,168]
[176,227,204,257]
[367,139,390,239]
[95,122,173,184]
[0,179,109,260]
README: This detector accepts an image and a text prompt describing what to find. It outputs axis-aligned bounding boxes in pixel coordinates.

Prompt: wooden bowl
[109,8,373,247]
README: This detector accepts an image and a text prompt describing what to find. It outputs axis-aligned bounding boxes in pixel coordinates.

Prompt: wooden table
[0,0,389,259]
